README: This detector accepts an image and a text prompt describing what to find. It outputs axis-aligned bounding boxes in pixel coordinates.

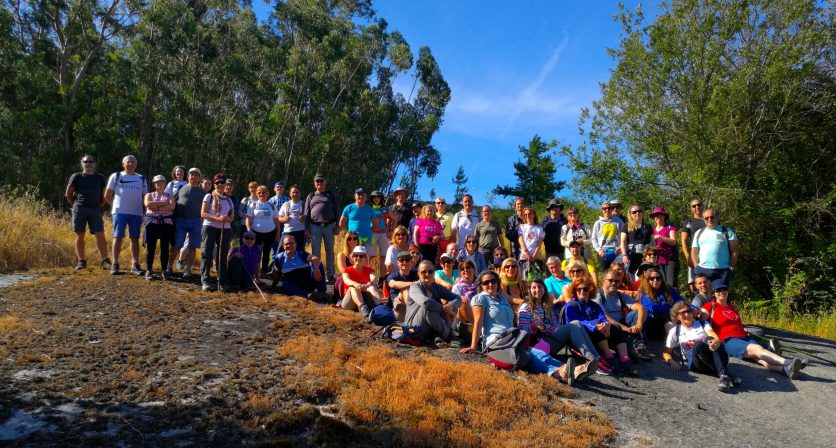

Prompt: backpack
[369,304,396,326]
[483,328,530,371]
[372,324,423,346]
[557,300,582,326]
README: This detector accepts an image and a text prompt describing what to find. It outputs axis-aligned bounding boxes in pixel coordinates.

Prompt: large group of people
[65,155,807,389]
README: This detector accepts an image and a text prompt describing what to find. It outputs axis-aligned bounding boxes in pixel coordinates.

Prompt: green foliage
[451,165,468,206]
[562,0,835,313]
[493,135,566,205]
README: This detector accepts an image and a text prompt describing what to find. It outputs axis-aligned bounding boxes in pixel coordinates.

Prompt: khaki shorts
[368,232,390,257]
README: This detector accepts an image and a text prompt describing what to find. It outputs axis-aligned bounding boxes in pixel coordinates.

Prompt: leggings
[145,222,172,272]
[254,228,277,273]
[661,261,678,289]
[419,243,438,265]
[690,340,730,377]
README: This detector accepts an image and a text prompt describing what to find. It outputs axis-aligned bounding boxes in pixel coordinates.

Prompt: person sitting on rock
[406,260,462,346]
[227,230,261,292]
[340,245,382,319]
[638,266,684,339]
[385,251,418,322]
[270,234,326,300]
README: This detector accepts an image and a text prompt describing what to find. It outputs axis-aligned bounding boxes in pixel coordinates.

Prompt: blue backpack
[369,304,396,326]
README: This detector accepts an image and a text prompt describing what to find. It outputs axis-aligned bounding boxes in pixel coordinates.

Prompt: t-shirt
[544,275,571,297]
[341,203,380,240]
[451,209,480,248]
[173,184,206,219]
[436,211,454,238]
[692,226,737,269]
[471,292,515,346]
[106,171,147,216]
[230,244,261,275]
[202,193,234,229]
[517,224,544,258]
[390,203,412,229]
[541,216,567,254]
[474,220,502,251]
[434,269,460,285]
[691,293,713,308]
[702,301,748,341]
[247,201,279,233]
[275,250,310,274]
[304,190,340,227]
[68,172,106,209]
[164,180,188,197]
[279,199,305,233]
[625,223,653,253]
[666,320,713,367]
[344,266,375,284]
[414,218,442,245]
[593,290,635,321]
[681,217,706,239]
[371,205,389,233]
[653,224,678,264]
[385,270,418,298]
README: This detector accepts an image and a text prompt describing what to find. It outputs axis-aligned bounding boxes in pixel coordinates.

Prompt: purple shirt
[230,244,260,275]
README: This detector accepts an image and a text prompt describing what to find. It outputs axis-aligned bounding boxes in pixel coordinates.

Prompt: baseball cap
[213,173,226,184]
[152,175,166,183]
[547,199,563,210]
[188,167,201,176]
[711,279,729,291]
[351,246,367,255]
[242,230,256,238]
[274,181,284,188]
[397,251,413,260]
[313,173,325,181]
[370,190,384,198]
[355,188,367,195]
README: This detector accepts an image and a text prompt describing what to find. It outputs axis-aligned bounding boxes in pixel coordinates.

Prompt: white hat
[152,175,166,183]
[351,246,367,255]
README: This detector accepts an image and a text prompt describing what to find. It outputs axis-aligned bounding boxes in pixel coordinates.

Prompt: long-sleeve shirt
[407,281,461,312]
[640,288,684,319]
[563,298,607,331]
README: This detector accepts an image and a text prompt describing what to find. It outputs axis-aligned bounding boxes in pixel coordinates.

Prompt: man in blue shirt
[691,208,739,286]
[339,188,381,247]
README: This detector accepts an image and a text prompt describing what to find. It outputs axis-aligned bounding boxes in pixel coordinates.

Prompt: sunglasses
[243,236,255,240]
[648,276,662,281]
[352,254,366,259]
[314,179,324,183]
[715,288,729,293]
[704,216,717,221]
[395,233,407,237]
[398,258,412,262]
[347,236,359,241]
[419,270,433,274]
[602,207,611,211]
[214,181,225,185]
[441,259,454,264]
[435,201,445,205]
[82,160,95,163]
[480,279,499,286]
[504,264,518,269]
[576,287,590,292]
[691,203,703,208]
[460,265,474,271]
[630,210,642,214]
[646,253,659,257]
[569,269,584,274]
[678,310,692,316]
[466,240,476,244]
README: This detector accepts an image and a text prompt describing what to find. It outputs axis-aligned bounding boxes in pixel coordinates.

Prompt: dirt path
[1,272,834,447]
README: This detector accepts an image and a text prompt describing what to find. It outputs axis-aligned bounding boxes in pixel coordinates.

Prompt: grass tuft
[0,315,30,334]
[742,310,836,340]
[0,192,77,272]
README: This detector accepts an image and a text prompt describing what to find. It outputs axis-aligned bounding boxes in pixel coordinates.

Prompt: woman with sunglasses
[460,235,487,273]
[648,207,678,288]
[518,278,600,380]
[638,267,684,339]
[384,226,412,276]
[340,246,381,319]
[621,204,653,276]
[461,271,575,384]
[517,207,545,279]
[451,258,478,338]
[434,253,460,289]
[560,206,592,260]
[559,260,598,302]
[563,280,639,376]
[664,301,739,392]
[632,245,662,289]
[413,204,443,264]
[338,231,361,274]
[499,258,527,310]
[245,185,281,275]
[700,281,805,380]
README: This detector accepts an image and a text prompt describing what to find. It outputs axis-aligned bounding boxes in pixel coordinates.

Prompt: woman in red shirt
[340,246,381,320]
[701,280,805,380]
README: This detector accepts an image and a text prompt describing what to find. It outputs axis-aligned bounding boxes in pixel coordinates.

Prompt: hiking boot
[75,259,87,270]
[307,291,322,301]
[100,258,112,269]
[718,375,733,393]
[176,259,184,271]
[182,270,193,281]
[145,271,154,281]
[130,262,143,276]
[597,356,613,375]
[783,358,802,380]
[768,338,782,356]
[360,304,371,322]
[799,358,810,370]
[109,263,120,275]
[162,270,173,281]
[574,359,597,383]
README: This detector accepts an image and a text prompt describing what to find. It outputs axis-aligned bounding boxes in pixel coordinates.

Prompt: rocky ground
[1,271,834,447]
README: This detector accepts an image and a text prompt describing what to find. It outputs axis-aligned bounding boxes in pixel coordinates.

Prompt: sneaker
[718,375,733,393]
[201,283,215,292]
[326,275,336,284]
[731,376,743,387]
[783,358,802,380]
[447,338,463,349]
[360,304,371,321]
[553,358,575,385]
[109,263,120,275]
[100,258,112,269]
[176,259,184,271]
[130,263,143,276]
[307,291,321,301]
[145,271,153,281]
[162,270,173,281]
[597,356,613,375]
[433,337,448,348]
[75,259,87,270]
[621,359,641,377]
[768,338,782,356]
[574,359,597,383]
[799,358,810,370]
[182,271,193,281]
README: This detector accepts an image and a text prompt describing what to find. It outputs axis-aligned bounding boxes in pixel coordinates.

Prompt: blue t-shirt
[544,275,571,297]
[341,203,381,240]
[274,250,311,274]
[692,226,737,269]
[471,292,515,346]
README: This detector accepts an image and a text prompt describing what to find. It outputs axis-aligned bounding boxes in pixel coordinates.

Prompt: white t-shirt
[202,193,234,229]
[451,209,479,249]
[278,199,305,233]
[247,201,279,233]
[164,180,188,197]
[385,245,402,270]
[106,171,147,216]
[666,320,713,367]
[517,224,544,259]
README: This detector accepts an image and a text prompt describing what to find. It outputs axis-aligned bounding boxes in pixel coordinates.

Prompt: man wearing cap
[610,199,625,226]
[681,197,706,292]
[451,194,479,250]
[389,187,412,229]
[385,250,419,321]
[227,230,261,292]
[268,181,289,210]
[435,197,455,260]
[406,260,462,346]
[172,168,205,280]
[691,209,739,286]
[65,154,110,270]
[199,173,236,291]
[339,188,381,247]
[541,199,567,261]
[368,190,395,275]
[304,173,340,281]
[105,155,147,275]
[591,201,626,272]
[504,197,526,259]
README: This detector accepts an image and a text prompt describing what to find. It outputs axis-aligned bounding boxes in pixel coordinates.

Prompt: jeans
[310,223,335,277]
[200,226,231,287]
[690,341,730,377]
[526,347,563,376]
[694,266,731,287]
[539,320,600,362]
[279,264,327,297]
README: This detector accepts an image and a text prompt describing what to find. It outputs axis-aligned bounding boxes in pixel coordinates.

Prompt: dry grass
[742,310,836,340]
[0,315,30,334]
[278,336,614,448]
[0,193,76,272]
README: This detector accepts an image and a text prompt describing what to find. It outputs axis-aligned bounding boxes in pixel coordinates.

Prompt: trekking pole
[247,268,268,302]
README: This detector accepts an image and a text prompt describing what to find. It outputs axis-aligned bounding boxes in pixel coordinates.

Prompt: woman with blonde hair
[499,257,527,310]
[620,204,653,276]
[384,225,411,275]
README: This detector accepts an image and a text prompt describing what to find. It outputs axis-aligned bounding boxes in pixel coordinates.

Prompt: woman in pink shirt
[649,207,678,288]
[413,204,442,263]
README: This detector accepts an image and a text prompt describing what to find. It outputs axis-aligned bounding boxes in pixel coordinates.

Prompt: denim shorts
[175,218,202,249]
[724,336,756,359]
[113,213,142,238]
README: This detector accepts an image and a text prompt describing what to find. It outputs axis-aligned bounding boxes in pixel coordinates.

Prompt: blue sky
[253,1,657,206]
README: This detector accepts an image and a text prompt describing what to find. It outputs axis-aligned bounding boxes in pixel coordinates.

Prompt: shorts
[368,232,390,257]
[175,218,202,249]
[724,336,756,359]
[341,290,378,310]
[72,207,104,233]
[113,213,142,238]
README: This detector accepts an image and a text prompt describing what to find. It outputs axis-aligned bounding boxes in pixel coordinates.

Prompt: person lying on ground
[385,251,418,322]
[340,245,381,319]
[594,269,651,360]
[270,234,325,300]
[664,301,740,393]
[405,260,462,346]
[638,267,684,340]
[434,252,460,289]
[227,230,261,292]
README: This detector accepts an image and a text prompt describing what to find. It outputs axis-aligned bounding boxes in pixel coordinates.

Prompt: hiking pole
[247,268,268,302]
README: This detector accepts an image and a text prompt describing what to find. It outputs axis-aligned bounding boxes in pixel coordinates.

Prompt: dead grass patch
[0,315,30,334]
[124,370,144,381]
[278,336,614,448]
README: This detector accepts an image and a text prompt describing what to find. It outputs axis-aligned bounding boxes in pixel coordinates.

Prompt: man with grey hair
[105,155,147,275]
[406,260,462,347]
